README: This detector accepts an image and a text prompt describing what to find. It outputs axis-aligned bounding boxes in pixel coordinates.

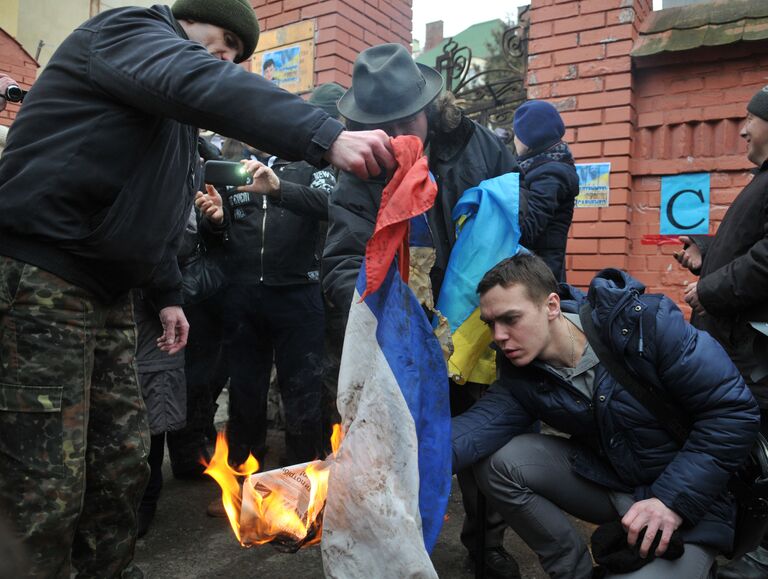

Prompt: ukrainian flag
[436,172,524,385]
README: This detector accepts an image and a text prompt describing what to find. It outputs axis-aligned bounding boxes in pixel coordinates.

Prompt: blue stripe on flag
[355,263,451,552]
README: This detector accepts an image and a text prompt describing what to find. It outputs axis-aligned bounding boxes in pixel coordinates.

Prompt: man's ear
[545,292,561,321]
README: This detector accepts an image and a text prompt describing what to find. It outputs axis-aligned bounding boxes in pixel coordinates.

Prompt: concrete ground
[133,392,592,578]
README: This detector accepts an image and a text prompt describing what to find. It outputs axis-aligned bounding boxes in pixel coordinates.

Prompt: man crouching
[452,253,759,578]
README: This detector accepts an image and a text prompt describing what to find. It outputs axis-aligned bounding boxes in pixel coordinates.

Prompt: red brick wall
[526,0,767,315]
[0,29,38,126]
[250,0,412,87]
[630,43,768,300]
[527,0,653,288]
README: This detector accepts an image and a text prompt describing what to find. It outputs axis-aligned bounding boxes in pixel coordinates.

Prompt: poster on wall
[252,21,315,94]
[260,45,301,86]
[660,172,710,235]
[574,162,610,207]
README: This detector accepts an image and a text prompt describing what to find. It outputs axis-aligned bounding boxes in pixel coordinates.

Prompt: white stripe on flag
[321,288,438,579]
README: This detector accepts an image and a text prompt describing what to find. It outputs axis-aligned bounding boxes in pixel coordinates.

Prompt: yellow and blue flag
[436,172,524,384]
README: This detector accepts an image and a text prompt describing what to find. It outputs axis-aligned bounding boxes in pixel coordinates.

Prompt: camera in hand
[203,161,254,187]
[4,84,27,103]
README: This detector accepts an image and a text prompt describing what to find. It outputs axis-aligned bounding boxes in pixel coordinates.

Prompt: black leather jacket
[221,160,335,285]
[0,5,342,306]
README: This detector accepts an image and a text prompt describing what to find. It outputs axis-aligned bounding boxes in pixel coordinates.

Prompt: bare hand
[157,306,189,354]
[324,129,395,180]
[673,235,702,272]
[194,184,224,224]
[237,159,280,197]
[622,498,683,558]
[684,281,706,315]
[0,74,19,113]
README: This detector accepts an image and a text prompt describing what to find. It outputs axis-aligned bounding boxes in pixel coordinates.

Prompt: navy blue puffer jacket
[452,269,760,552]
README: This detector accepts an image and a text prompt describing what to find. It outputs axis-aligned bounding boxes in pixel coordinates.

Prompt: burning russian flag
[321,136,451,578]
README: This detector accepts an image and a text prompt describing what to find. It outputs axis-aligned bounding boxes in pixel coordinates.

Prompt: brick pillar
[0,29,38,126]
[526,0,652,286]
[251,0,412,87]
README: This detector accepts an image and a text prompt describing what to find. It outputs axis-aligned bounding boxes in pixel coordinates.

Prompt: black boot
[718,547,768,579]
[137,506,156,539]
[466,546,521,579]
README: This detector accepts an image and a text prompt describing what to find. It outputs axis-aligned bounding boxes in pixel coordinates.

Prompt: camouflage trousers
[0,256,150,578]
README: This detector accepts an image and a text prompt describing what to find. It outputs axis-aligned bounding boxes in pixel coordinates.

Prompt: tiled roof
[632,0,768,57]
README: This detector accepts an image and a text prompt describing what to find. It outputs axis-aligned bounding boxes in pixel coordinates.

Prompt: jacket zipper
[260,194,267,282]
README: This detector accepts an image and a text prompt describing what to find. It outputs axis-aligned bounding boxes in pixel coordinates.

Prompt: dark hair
[425,91,463,135]
[476,253,558,303]
[263,58,275,70]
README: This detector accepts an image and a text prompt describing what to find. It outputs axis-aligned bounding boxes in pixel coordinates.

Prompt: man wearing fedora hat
[322,42,524,578]
[0,2,393,576]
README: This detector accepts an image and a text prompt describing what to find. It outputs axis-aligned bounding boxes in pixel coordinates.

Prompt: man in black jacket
[0,2,392,577]
[676,84,768,578]
[195,84,344,471]
[322,43,523,579]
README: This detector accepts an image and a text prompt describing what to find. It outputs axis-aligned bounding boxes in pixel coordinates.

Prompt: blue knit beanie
[513,100,565,150]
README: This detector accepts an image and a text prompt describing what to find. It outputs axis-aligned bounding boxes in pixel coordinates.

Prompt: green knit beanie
[748,85,768,122]
[309,83,345,119]
[172,0,259,63]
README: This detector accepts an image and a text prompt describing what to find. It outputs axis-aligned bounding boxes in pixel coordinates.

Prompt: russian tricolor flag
[321,137,451,578]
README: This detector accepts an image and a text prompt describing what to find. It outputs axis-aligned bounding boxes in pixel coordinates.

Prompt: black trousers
[166,293,228,474]
[451,381,507,552]
[224,282,325,465]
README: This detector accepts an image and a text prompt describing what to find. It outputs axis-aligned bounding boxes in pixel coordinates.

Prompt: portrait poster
[252,21,315,94]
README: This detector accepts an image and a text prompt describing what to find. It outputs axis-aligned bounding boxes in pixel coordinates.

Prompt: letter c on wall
[666,189,705,230]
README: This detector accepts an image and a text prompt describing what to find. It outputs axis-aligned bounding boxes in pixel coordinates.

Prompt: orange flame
[204,425,343,548]
[203,432,259,542]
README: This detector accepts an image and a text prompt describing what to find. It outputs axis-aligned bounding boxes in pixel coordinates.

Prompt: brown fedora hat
[338,43,444,125]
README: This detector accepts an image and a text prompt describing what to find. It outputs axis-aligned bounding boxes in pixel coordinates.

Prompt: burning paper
[240,461,328,551]
[204,425,342,550]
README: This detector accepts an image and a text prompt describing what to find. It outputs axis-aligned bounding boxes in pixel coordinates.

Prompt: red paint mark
[640,235,682,246]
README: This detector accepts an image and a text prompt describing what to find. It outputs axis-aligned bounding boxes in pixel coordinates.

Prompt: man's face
[479,283,559,367]
[183,22,243,62]
[513,135,529,157]
[741,112,768,166]
[376,110,429,144]
[263,64,275,81]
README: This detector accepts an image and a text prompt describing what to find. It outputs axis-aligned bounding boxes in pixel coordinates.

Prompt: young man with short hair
[453,253,760,578]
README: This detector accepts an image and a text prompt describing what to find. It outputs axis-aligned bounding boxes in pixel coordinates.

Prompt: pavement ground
[133,392,594,578]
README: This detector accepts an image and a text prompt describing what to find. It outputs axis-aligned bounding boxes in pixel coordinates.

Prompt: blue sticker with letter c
[660,173,710,235]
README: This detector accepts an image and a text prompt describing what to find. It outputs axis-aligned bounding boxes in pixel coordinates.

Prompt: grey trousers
[474,433,717,579]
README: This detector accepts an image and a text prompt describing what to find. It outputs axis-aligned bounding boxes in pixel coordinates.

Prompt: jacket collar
[429,115,475,164]
[166,6,189,41]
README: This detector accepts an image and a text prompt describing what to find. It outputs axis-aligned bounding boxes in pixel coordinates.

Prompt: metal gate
[433,7,529,131]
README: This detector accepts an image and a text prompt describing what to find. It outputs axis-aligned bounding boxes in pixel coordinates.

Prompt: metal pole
[34,40,44,62]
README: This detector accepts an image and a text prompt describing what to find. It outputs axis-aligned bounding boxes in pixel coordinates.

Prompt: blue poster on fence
[660,173,710,235]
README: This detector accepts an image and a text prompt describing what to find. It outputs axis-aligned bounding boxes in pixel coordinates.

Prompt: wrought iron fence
[433,6,529,130]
